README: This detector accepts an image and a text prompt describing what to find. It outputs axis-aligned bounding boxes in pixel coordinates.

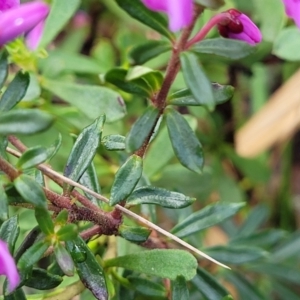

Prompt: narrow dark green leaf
[115,0,173,40]
[14,174,47,208]
[57,224,78,241]
[104,249,197,280]
[273,281,300,300]
[0,50,8,89]
[0,71,30,112]
[0,185,9,221]
[0,136,8,158]
[64,116,105,193]
[3,288,26,300]
[129,40,171,65]
[230,229,286,249]
[271,230,300,262]
[205,245,268,265]
[35,208,54,235]
[128,276,166,297]
[18,241,49,271]
[192,38,256,59]
[171,202,245,238]
[168,83,234,106]
[25,268,63,290]
[39,0,81,47]
[165,107,203,174]
[104,68,152,97]
[248,263,300,284]
[224,271,266,300]
[109,155,143,205]
[79,162,102,205]
[191,268,231,300]
[66,236,108,300]
[171,276,189,300]
[47,133,62,161]
[119,225,151,243]
[235,205,269,237]
[54,244,75,276]
[0,109,54,135]
[0,215,19,253]
[16,146,49,170]
[102,135,125,151]
[42,79,126,122]
[126,106,159,152]
[126,186,195,208]
[180,52,214,108]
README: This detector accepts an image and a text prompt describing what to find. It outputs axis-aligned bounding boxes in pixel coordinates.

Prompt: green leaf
[171,276,189,300]
[230,229,286,249]
[102,135,125,151]
[3,288,26,300]
[0,215,19,253]
[105,249,197,280]
[192,38,256,60]
[115,0,173,40]
[191,267,231,300]
[42,79,126,122]
[205,245,268,265]
[165,107,204,174]
[64,116,105,192]
[180,52,214,108]
[129,40,171,65]
[16,146,49,170]
[109,155,143,205]
[273,27,300,61]
[125,106,159,152]
[0,185,9,221]
[54,244,75,276]
[0,71,30,112]
[168,83,234,106]
[25,268,63,290]
[35,208,54,235]
[79,162,102,205]
[66,236,108,300]
[47,133,62,162]
[104,68,152,97]
[119,225,151,243]
[39,0,81,48]
[57,224,78,241]
[18,240,49,271]
[0,109,54,135]
[224,271,265,300]
[14,174,47,208]
[126,186,195,208]
[171,202,245,238]
[195,0,224,8]
[128,276,166,297]
[0,50,8,89]
[55,209,68,225]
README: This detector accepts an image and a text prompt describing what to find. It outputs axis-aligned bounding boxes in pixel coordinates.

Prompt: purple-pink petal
[0,1,49,46]
[282,0,300,29]
[25,20,45,50]
[0,0,20,12]
[0,240,20,292]
[142,0,193,32]
[238,14,262,43]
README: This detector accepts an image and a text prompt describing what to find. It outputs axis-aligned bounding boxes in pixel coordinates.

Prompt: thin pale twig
[6,146,230,269]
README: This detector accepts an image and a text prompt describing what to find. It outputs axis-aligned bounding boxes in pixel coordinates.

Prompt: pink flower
[0,1,50,49]
[282,0,300,28]
[141,0,193,32]
[0,240,20,292]
[217,9,262,45]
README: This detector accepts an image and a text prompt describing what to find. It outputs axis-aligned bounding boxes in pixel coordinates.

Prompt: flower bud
[282,0,300,29]
[218,9,262,45]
